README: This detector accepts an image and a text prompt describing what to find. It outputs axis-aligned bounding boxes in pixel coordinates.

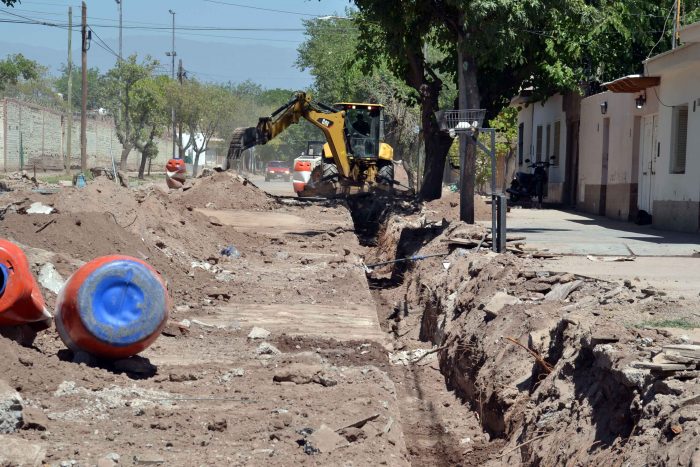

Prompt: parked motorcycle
[506,157,554,207]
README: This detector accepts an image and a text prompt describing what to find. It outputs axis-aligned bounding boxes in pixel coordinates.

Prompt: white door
[639,114,658,213]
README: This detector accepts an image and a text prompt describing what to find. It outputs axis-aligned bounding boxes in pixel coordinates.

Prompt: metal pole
[66,6,72,174]
[80,1,87,172]
[168,10,177,159]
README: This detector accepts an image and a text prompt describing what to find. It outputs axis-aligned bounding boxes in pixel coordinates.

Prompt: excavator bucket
[226,127,259,169]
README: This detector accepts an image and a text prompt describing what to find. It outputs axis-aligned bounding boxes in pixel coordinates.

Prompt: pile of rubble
[372,211,700,466]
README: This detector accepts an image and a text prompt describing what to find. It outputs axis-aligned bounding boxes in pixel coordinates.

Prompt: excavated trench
[344,200,700,466]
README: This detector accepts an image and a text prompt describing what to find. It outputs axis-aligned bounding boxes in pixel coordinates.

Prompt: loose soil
[0,170,698,466]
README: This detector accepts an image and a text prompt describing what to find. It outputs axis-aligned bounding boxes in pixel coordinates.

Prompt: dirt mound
[424,191,491,223]
[175,171,272,211]
[376,210,700,465]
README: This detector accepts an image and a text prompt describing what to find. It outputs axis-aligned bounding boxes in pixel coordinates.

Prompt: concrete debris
[133,454,166,465]
[37,262,65,294]
[586,255,635,262]
[219,368,245,382]
[256,343,281,356]
[248,327,271,340]
[483,292,520,317]
[21,406,49,431]
[306,423,345,454]
[544,280,583,301]
[26,202,55,214]
[272,364,337,387]
[0,379,23,434]
[389,348,436,365]
[0,435,46,466]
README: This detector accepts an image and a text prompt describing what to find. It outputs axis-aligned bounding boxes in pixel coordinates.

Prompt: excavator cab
[334,103,383,160]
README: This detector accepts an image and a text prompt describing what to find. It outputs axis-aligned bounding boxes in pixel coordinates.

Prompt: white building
[513,20,700,233]
[639,22,700,232]
[181,132,209,168]
[512,92,580,205]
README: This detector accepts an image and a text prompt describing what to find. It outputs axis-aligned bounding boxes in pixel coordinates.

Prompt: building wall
[576,91,658,220]
[0,98,173,173]
[647,64,700,232]
[515,93,568,203]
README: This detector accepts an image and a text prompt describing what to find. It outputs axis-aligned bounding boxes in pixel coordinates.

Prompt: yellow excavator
[226,92,394,196]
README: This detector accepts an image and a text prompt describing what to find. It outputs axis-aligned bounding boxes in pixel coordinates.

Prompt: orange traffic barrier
[0,239,51,326]
[293,159,313,193]
[165,158,187,189]
[55,255,170,359]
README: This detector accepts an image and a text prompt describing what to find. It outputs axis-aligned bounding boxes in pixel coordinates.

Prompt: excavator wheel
[376,161,394,187]
[322,161,339,183]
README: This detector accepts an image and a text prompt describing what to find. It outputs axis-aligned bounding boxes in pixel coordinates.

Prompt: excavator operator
[352,113,371,136]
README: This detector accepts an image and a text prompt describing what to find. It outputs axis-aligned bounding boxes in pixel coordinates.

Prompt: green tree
[1,0,20,6]
[130,75,169,179]
[173,82,236,176]
[54,65,107,111]
[104,54,159,169]
[0,54,39,91]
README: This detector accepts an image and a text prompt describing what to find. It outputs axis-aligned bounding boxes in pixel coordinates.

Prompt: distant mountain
[0,34,311,89]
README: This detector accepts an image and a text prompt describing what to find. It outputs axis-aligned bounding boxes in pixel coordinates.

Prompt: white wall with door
[514,93,568,203]
[577,91,657,220]
[644,32,700,232]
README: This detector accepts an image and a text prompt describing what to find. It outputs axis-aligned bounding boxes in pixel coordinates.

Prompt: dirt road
[0,172,698,467]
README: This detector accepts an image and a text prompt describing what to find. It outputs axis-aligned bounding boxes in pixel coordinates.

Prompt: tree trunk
[193,150,202,177]
[138,150,148,179]
[120,145,131,171]
[419,81,453,201]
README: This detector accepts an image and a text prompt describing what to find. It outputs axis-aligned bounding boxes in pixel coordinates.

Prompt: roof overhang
[680,21,700,43]
[603,75,660,93]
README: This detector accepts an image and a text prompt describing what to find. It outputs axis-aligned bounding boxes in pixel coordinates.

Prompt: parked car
[265,161,290,182]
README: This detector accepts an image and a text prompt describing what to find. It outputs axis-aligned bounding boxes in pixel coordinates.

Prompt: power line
[201,0,330,17]
[89,26,119,59]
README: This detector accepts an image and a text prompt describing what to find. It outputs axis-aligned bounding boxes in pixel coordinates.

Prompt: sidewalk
[505,208,700,257]
[499,208,700,298]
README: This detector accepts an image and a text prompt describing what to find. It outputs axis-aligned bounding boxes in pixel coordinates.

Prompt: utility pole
[166,9,177,159]
[80,1,88,172]
[673,0,682,49]
[178,59,184,158]
[116,0,122,60]
[66,6,72,174]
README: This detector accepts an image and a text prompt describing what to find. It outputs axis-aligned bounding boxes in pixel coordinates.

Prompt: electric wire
[201,0,329,17]
[646,2,676,59]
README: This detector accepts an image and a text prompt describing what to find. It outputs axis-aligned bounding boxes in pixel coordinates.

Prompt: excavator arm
[226,92,351,177]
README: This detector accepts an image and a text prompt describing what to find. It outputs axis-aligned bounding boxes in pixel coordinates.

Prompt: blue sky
[0,0,353,88]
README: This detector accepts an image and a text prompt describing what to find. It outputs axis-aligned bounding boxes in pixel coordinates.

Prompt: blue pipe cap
[0,263,8,297]
[77,260,167,347]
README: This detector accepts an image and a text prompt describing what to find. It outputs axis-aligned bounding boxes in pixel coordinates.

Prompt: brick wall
[0,98,173,173]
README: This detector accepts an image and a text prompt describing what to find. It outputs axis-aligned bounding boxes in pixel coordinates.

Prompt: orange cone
[0,239,51,326]
[55,255,170,359]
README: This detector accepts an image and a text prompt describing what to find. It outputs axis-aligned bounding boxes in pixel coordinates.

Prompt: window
[518,123,524,165]
[670,104,688,174]
[536,125,543,162]
[545,124,551,163]
[552,121,561,166]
